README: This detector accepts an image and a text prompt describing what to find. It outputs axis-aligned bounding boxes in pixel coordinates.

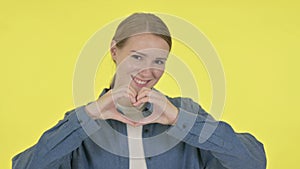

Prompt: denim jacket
[12,89,266,169]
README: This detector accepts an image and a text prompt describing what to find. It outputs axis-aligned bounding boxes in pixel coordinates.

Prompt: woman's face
[111,34,170,92]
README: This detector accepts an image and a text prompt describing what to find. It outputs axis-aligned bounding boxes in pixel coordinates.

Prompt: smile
[131,76,150,87]
[135,79,147,84]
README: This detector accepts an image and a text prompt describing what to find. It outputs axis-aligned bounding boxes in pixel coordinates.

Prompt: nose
[136,59,154,77]
[138,68,152,77]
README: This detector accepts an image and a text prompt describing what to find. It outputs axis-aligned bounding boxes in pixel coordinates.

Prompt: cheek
[117,59,139,72]
[153,69,165,79]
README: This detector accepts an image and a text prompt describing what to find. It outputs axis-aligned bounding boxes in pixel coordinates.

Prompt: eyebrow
[130,50,148,57]
[130,50,168,60]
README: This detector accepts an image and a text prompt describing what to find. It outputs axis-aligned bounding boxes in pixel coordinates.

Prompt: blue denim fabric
[12,89,266,169]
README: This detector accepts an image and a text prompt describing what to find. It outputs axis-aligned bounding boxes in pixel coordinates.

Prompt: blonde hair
[112,13,172,50]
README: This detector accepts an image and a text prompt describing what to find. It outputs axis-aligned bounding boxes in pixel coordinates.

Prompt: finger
[133,96,149,107]
[128,86,137,103]
[137,88,164,103]
[111,85,130,98]
[120,86,137,103]
[136,87,151,100]
[135,114,160,126]
[114,114,136,126]
[104,110,136,126]
[126,90,136,103]
[112,86,136,104]
[128,85,137,96]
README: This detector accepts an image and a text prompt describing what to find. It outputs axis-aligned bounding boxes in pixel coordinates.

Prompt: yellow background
[1,1,299,168]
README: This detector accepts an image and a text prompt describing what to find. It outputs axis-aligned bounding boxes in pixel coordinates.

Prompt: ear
[110,40,117,62]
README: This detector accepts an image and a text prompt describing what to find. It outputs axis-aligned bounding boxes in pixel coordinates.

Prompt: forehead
[123,34,170,52]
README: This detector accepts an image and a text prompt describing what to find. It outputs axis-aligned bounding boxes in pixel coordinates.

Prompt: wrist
[169,105,179,125]
[85,102,101,120]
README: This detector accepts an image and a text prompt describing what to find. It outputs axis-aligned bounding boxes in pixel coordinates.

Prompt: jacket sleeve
[12,106,101,169]
[167,98,267,169]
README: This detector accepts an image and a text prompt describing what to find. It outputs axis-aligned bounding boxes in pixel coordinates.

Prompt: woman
[12,13,266,169]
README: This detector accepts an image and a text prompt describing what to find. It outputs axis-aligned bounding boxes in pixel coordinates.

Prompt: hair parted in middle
[112,13,172,50]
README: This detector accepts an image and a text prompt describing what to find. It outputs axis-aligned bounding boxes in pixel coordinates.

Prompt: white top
[117,103,148,169]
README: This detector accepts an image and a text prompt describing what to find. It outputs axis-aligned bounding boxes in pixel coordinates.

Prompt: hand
[85,86,138,126]
[133,87,179,126]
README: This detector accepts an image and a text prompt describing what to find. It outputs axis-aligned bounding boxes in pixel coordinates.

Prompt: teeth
[135,78,147,85]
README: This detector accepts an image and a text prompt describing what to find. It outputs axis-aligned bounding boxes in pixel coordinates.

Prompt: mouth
[131,75,151,88]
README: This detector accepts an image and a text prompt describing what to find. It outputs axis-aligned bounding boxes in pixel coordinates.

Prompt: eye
[131,55,143,60]
[154,59,165,65]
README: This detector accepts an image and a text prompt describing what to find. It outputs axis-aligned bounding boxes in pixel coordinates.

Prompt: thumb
[104,110,137,126]
[135,115,158,127]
